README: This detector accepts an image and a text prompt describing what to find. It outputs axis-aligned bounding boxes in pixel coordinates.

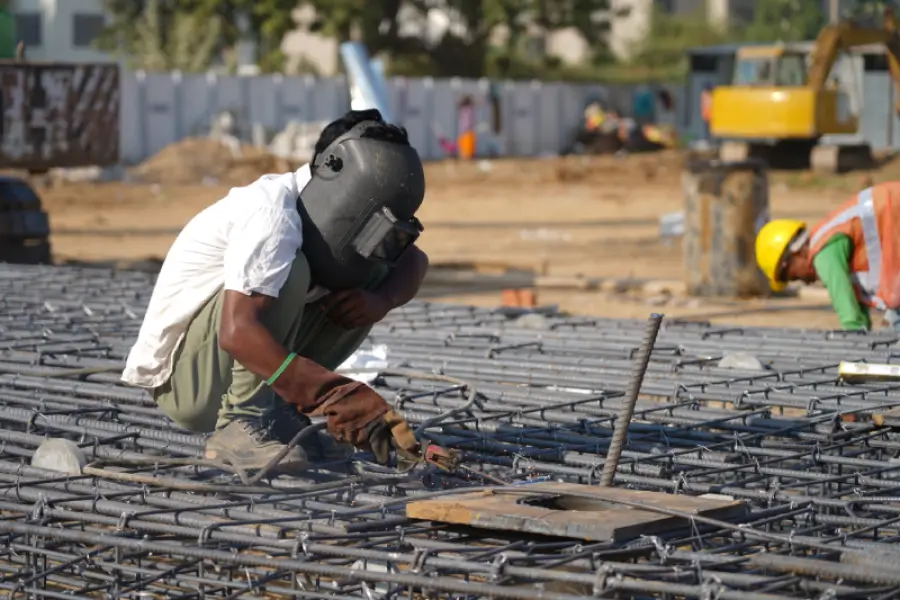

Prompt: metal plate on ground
[406,483,747,542]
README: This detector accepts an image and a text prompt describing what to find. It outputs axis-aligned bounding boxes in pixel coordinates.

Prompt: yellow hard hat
[755,219,806,292]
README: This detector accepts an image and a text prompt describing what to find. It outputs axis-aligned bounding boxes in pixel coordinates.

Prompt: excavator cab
[711,45,856,141]
[732,47,807,87]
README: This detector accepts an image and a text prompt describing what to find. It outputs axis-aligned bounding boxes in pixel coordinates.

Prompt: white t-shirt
[121,165,327,389]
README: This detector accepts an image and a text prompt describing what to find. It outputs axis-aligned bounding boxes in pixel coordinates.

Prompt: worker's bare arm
[219,290,313,407]
[324,245,429,329]
[380,244,429,309]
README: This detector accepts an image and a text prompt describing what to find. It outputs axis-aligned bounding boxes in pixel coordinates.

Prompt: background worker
[700,83,713,140]
[121,109,429,474]
[755,183,900,331]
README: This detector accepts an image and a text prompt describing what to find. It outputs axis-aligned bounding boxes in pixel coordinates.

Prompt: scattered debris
[31,438,86,475]
[659,211,684,239]
[519,228,573,242]
[513,312,551,330]
[718,352,769,371]
[269,120,331,163]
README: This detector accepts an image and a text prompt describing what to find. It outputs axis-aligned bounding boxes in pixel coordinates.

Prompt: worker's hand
[364,409,419,465]
[308,382,394,450]
[319,289,392,330]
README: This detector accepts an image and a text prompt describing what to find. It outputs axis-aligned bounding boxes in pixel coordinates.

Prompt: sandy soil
[32,141,900,331]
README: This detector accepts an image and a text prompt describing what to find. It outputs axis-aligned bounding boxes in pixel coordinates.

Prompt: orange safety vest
[809,182,900,310]
[700,90,712,122]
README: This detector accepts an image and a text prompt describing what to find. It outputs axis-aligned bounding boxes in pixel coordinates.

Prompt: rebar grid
[2,264,900,598]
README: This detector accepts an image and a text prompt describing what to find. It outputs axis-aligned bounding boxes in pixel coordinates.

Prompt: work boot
[204,417,310,474]
[267,404,354,464]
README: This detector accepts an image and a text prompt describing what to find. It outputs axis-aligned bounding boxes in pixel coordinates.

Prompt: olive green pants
[151,252,372,433]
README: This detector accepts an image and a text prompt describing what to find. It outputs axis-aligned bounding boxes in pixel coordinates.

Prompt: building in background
[281,4,339,75]
[7,0,110,62]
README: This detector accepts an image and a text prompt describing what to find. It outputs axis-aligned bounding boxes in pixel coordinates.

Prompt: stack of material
[2,263,900,598]
[0,177,51,264]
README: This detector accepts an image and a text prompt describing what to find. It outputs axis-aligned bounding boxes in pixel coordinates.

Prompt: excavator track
[718,140,874,173]
[809,143,875,173]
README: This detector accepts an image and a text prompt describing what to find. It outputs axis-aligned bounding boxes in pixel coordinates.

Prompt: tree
[303,0,502,77]
[97,0,221,71]
[628,6,730,78]
[303,0,616,78]
[843,0,900,22]
[98,0,299,72]
[742,0,827,42]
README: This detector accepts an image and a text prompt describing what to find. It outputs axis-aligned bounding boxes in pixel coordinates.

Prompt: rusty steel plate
[406,483,747,542]
[0,62,120,170]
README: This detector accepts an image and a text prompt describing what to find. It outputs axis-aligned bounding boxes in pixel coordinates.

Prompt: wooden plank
[839,361,900,384]
[406,483,746,542]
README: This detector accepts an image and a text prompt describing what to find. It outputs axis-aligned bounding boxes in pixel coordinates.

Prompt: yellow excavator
[710,9,900,172]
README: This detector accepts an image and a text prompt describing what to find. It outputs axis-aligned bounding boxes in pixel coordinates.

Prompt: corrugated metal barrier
[119,71,684,164]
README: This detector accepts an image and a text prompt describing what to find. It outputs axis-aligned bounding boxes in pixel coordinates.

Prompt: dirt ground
[34,141,900,330]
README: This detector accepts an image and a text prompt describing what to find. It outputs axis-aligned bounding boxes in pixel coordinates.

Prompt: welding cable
[83,368,480,489]
[333,367,482,435]
[332,367,482,478]
[244,422,327,484]
[237,367,481,482]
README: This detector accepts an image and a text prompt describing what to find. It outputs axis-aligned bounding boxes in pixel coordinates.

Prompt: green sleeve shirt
[811,234,871,331]
[0,10,15,59]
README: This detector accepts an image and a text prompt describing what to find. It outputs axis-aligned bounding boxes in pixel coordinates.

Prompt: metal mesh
[2,264,900,598]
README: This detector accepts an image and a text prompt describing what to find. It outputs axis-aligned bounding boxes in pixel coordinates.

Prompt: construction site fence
[0,62,120,171]
[119,70,691,164]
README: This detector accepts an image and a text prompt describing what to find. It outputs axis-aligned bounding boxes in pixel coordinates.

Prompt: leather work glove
[276,356,415,460]
[308,382,391,449]
[364,409,419,465]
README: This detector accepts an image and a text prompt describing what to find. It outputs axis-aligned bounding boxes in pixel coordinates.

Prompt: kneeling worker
[121,109,429,472]
[756,182,900,331]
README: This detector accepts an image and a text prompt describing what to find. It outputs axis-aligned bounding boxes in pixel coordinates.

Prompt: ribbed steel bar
[1,264,900,597]
[599,312,663,486]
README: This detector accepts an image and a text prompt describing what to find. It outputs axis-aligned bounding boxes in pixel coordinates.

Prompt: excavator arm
[807,8,900,112]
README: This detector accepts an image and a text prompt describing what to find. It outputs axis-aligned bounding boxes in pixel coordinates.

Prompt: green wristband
[266,352,297,386]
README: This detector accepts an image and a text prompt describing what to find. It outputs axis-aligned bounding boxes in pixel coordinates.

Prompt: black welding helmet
[298,120,426,291]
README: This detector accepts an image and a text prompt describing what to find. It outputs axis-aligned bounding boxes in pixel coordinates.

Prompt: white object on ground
[337,344,390,383]
[31,438,87,475]
[659,211,684,238]
[717,352,767,371]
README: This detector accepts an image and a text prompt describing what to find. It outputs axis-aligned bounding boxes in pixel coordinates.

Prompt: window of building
[72,13,106,48]
[14,13,42,47]
[864,54,889,72]
[690,55,718,73]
